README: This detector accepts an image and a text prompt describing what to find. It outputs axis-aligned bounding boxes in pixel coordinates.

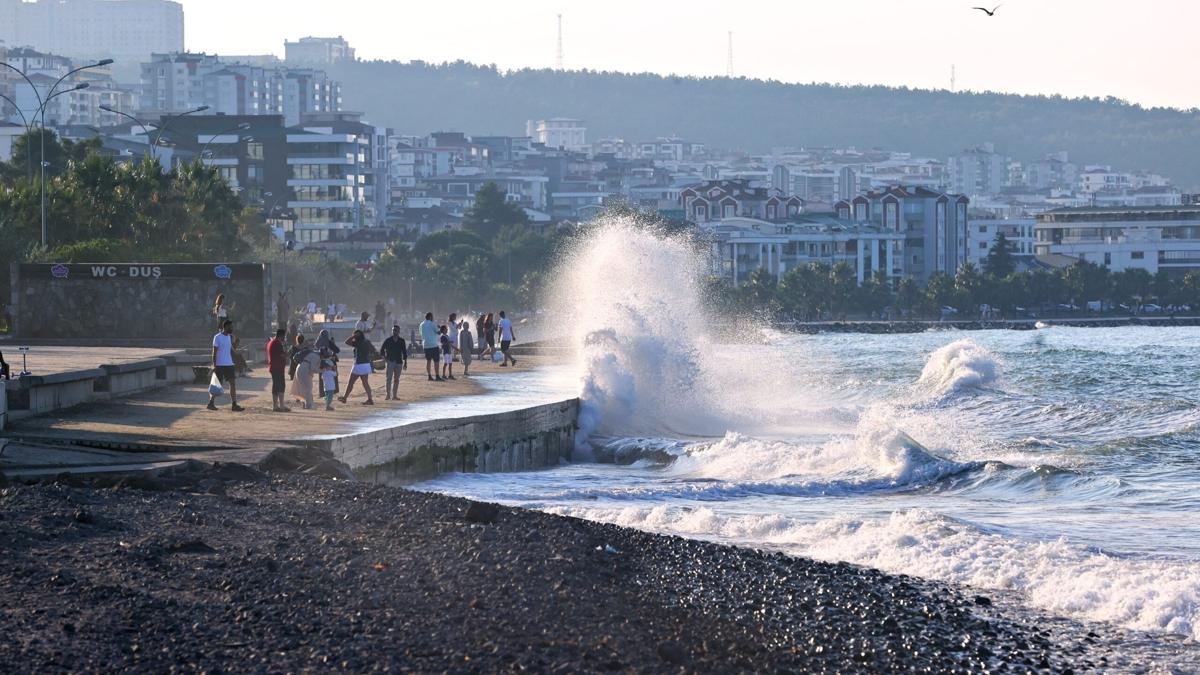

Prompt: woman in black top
[339,330,376,405]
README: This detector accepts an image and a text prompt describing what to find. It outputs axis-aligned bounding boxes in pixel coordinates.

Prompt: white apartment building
[526,118,587,152]
[948,143,1009,196]
[1034,206,1200,275]
[0,0,183,79]
[286,126,370,243]
[705,216,906,286]
[967,218,1036,267]
[140,54,341,126]
[285,37,356,65]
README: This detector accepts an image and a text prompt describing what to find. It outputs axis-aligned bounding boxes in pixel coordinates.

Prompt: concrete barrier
[301,399,580,484]
[96,358,169,399]
[4,368,106,420]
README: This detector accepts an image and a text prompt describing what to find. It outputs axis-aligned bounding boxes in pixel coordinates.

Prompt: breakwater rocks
[2,467,1184,672]
[790,316,1200,334]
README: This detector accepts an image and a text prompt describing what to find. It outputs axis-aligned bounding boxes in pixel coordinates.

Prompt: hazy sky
[179,0,1199,110]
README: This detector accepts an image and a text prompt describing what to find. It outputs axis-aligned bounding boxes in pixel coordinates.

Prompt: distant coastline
[784,315,1200,334]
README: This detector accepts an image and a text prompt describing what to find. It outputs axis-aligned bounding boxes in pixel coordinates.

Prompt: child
[321,360,338,410]
[439,324,456,381]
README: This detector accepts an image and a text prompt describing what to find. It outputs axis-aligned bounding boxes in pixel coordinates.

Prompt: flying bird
[973,4,1001,15]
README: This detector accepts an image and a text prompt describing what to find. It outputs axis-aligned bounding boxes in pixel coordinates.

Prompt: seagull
[973,4,1001,15]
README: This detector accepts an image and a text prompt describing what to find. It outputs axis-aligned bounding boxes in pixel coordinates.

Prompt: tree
[1062,261,1110,308]
[739,267,778,311]
[461,182,528,241]
[983,232,1016,278]
[828,262,857,317]
[857,270,893,317]
[896,277,921,316]
[778,264,825,320]
[924,272,955,314]
[954,262,984,312]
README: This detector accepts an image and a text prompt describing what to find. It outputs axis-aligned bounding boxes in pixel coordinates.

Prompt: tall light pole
[199,122,251,157]
[97,104,154,139]
[150,105,210,165]
[4,57,113,248]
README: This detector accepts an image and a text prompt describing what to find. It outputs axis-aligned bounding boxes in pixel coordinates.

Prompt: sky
[179,0,1199,110]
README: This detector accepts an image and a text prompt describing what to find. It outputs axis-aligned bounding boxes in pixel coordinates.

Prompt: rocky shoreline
[0,462,1187,672]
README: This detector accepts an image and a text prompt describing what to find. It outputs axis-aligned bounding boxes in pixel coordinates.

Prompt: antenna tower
[556,15,564,70]
[726,31,734,78]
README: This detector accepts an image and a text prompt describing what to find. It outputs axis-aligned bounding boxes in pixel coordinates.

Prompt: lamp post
[97,104,153,137]
[150,105,209,165]
[199,122,251,157]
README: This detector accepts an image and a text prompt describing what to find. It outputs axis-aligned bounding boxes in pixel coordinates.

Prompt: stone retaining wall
[300,399,580,484]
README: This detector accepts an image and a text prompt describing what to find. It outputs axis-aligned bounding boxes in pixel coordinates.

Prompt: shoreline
[5,466,1190,672]
[784,315,1200,334]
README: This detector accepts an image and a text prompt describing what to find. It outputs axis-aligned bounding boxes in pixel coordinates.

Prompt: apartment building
[1034,206,1200,275]
[835,185,970,281]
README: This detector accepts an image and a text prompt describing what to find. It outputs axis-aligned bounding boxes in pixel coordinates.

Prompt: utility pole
[726,31,734,78]
[556,14,564,70]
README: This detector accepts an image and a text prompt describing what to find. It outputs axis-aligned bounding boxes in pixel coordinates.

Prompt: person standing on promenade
[266,328,290,413]
[320,360,338,411]
[420,312,441,382]
[355,311,375,336]
[289,335,319,410]
[498,310,517,367]
[381,325,408,400]
[447,312,461,356]
[340,330,376,405]
[475,315,486,358]
[212,294,229,331]
[208,320,243,412]
[277,291,290,331]
[0,350,10,380]
[314,329,340,397]
[375,300,387,340]
[459,321,475,377]
[439,324,456,381]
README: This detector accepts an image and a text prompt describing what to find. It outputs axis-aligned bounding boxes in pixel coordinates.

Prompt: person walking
[381,325,408,400]
[212,294,229,331]
[374,300,387,340]
[459,321,475,377]
[266,328,290,412]
[483,312,497,360]
[498,310,517,367]
[420,312,441,382]
[475,315,486,358]
[208,319,243,411]
[340,330,376,405]
[289,335,319,410]
[439,324,456,380]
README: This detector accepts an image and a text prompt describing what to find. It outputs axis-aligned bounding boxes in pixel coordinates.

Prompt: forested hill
[329,60,1200,189]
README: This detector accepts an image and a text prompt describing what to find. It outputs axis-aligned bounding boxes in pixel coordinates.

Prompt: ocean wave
[916,339,1001,398]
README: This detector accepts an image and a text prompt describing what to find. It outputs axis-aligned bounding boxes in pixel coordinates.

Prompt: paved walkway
[0,346,184,377]
[1,354,555,475]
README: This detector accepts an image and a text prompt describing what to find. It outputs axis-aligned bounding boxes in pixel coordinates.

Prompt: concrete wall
[11,263,272,341]
[303,399,580,484]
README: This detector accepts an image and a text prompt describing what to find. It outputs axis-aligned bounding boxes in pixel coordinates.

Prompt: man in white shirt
[498,310,517,367]
[208,320,243,411]
[354,311,375,335]
[419,312,441,381]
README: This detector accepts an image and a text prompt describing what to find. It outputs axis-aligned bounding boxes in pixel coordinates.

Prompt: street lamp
[97,104,153,137]
[199,122,251,157]
[150,105,210,165]
[3,57,112,247]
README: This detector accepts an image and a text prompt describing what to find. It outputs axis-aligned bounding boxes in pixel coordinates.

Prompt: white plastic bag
[209,372,224,397]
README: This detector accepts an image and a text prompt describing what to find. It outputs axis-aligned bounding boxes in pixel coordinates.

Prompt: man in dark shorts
[208,319,243,411]
[266,327,289,412]
[419,311,442,381]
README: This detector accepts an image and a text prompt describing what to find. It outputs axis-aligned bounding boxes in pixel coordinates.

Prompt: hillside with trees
[329,60,1200,189]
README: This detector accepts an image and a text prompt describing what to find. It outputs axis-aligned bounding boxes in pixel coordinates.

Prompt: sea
[414,221,1200,649]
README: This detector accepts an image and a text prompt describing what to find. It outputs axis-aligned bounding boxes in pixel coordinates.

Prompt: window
[1104,252,1112,266]
[979,225,988,233]
[980,242,988,249]
[1131,251,1145,260]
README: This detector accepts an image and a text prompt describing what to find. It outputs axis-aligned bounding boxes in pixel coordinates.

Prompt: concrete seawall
[296,399,580,484]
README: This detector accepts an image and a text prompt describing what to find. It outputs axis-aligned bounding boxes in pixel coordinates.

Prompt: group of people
[417,311,517,382]
[205,306,518,413]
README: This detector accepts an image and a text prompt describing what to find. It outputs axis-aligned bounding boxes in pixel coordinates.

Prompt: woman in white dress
[289,337,319,409]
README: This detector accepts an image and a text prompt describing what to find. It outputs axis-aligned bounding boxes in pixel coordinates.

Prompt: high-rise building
[948,143,1009,197]
[0,0,184,80]
[526,118,587,152]
[140,54,342,126]
[284,37,356,66]
[836,185,970,281]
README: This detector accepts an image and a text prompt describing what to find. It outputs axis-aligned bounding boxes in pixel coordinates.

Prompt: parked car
[1139,304,1163,313]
